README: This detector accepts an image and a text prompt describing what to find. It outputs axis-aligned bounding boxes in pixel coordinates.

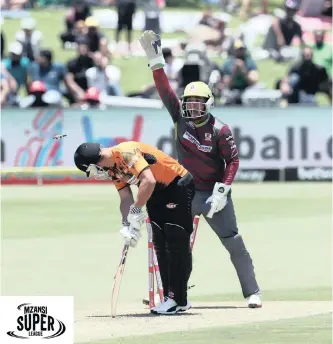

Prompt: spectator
[78,87,102,109]
[312,30,332,79]
[85,52,122,96]
[1,30,5,59]
[162,47,183,90]
[276,46,331,104]
[24,81,49,108]
[128,47,183,98]
[239,0,268,20]
[61,0,91,46]
[322,0,332,16]
[114,0,136,55]
[262,0,303,61]
[221,40,259,105]
[220,0,240,13]
[199,7,224,32]
[1,0,28,10]
[141,0,165,35]
[19,81,63,108]
[226,32,246,57]
[179,42,219,86]
[0,63,17,106]
[2,42,30,94]
[194,7,225,47]
[65,38,95,104]
[28,49,69,94]
[199,7,216,27]
[1,73,10,106]
[16,17,43,62]
[60,19,87,49]
[84,17,109,55]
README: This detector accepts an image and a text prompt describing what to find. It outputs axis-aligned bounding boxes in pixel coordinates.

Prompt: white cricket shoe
[177,302,192,312]
[150,297,191,315]
[247,293,262,308]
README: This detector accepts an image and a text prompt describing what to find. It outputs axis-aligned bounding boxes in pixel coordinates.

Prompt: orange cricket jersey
[109,141,188,190]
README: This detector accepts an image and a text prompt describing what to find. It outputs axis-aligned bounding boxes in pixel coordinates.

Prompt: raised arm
[153,69,180,122]
[139,30,181,122]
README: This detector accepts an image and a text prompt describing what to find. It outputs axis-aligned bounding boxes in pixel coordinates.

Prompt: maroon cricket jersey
[153,69,239,191]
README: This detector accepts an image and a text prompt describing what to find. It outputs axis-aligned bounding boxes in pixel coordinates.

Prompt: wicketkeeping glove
[127,204,146,230]
[138,30,165,71]
[206,183,231,218]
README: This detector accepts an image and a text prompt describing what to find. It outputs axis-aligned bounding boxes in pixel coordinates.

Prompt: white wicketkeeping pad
[0,296,74,344]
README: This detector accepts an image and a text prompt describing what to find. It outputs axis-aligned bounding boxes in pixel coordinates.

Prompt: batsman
[74,141,195,314]
[139,31,262,308]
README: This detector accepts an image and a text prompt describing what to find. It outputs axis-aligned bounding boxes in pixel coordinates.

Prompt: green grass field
[1,182,332,343]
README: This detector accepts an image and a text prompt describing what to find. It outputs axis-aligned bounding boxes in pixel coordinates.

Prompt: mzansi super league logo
[7,303,66,339]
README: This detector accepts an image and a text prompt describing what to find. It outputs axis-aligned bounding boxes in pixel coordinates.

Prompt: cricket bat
[111,244,130,318]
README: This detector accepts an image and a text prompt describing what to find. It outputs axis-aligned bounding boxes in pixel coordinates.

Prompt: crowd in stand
[0,0,332,108]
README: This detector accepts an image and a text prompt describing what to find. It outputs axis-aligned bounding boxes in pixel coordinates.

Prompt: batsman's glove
[139,30,165,71]
[127,204,146,230]
[206,183,231,218]
[120,224,141,248]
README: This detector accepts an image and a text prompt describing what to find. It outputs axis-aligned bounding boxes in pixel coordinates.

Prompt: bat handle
[207,207,214,219]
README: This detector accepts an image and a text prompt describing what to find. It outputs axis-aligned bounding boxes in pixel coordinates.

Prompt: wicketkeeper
[139,31,262,308]
[74,141,195,314]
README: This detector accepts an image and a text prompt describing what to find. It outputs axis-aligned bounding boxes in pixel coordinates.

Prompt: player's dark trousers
[146,173,195,306]
[116,2,136,43]
[192,190,260,298]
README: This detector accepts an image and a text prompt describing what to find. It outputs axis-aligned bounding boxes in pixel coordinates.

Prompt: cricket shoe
[150,297,191,315]
[247,293,262,308]
[143,286,195,306]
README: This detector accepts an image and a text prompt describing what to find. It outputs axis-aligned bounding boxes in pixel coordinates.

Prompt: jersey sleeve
[66,59,75,74]
[114,179,128,191]
[221,59,232,75]
[246,57,257,71]
[295,22,303,38]
[153,68,181,123]
[59,64,67,80]
[129,156,150,178]
[218,125,239,185]
[120,144,150,178]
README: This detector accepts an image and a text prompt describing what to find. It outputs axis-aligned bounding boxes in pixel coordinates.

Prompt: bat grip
[207,206,214,219]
